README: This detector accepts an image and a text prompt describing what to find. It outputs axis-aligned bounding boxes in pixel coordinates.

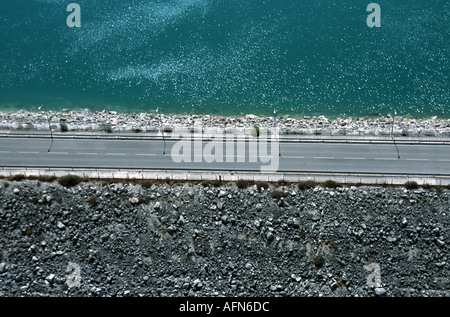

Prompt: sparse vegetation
[38,175,57,182]
[255,181,269,191]
[138,195,151,204]
[321,180,341,188]
[8,174,25,182]
[271,190,286,199]
[58,175,82,187]
[181,252,193,262]
[251,125,260,138]
[88,196,98,206]
[25,227,33,236]
[298,180,316,190]
[211,179,223,187]
[103,124,113,133]
[236,179,250,189]
[329,240,338,249]
[140,180,154,188]
[60,122,68,132]
[313,254,325,268]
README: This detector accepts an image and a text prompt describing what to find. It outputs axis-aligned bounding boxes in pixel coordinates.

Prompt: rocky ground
[0,179,448,297]
[1,110,450,137]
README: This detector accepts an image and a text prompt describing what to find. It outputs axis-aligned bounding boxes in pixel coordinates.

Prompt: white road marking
[284,156,305,159]
[48,152,68,155]
[0,151,11,154]
[76,152,98,155]
[19,151,39,154]
[106,153,127,156]
[406,158,429,161]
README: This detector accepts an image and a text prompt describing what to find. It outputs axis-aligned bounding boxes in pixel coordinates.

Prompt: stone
[436,239,445,247]
[375,287,387,296]
[46,274,56,284]
[129,197,139,205]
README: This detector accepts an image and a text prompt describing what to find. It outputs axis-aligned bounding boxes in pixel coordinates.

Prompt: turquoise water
[0,0,449,118]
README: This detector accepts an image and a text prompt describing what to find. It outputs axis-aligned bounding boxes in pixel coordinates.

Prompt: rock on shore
[1,110,449,137]
[0,180,448,297]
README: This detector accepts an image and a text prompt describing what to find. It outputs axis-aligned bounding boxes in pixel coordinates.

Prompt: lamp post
[390,109,401,159]
[38,105,54,152]
[273,108,281,157]
[156,107,166,155]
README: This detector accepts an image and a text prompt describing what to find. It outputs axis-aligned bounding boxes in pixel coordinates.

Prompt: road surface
[0,136,449,176]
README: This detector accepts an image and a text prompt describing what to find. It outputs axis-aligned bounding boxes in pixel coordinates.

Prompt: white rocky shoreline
[0,109,449,137]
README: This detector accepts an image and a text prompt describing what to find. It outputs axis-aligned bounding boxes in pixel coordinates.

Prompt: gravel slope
[0,180,448,297]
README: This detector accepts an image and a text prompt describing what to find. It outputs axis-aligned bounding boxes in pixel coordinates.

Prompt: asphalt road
[0,137,449,175]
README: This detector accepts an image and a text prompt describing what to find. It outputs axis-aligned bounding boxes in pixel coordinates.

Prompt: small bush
[421,183,433,189]
[25,227,34,236]
[138,195,151,204]
[58,175,82,187]
[3,182,10,188]
[251,125,260,138]
[140,180,154,188]
[298,180,316,190]
[256,181,269,191]
[271,190,286,199]
[275,179,289,187]
[313,255,325,268]
[104,124,113,133]
[236,179,250,189]
[321,180,341,188]
[212,179,223,187]
[404,181,419,190]
[60,122,68,132]
[87,196,97,206]
[329,240,338,249]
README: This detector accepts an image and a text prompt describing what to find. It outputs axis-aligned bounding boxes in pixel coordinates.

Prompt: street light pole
[273,108,281,157]
[38,105,54,152]
[156,107,166,155]
[390,109,401,159]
